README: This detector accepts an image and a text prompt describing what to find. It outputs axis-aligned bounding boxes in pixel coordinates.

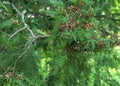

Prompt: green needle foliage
[0,0,120,86]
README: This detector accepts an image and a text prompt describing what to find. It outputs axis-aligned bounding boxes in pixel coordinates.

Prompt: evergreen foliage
[0,0,120,86]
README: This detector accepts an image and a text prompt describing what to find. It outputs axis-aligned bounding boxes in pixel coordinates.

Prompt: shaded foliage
[0,0,120,86]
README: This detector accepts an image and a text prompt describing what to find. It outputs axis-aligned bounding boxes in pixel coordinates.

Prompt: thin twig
[10,3,50,72]
[11,3,35,37]
[12,3,22,16]
[9,26,26,40]
[13,39,35,72]
[25,39,32,47]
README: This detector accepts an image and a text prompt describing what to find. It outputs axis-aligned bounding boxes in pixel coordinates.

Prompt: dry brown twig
[9,3,50,72]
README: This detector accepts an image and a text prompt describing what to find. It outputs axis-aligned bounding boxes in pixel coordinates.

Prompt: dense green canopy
[0,0,120,86]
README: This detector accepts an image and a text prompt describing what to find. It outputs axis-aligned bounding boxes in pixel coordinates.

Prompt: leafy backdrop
[0,0,120,86]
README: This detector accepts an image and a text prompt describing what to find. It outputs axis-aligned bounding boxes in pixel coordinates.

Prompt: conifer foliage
[0,0,120,86]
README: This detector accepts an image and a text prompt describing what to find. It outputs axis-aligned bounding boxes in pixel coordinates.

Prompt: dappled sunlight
[0,0,120,85]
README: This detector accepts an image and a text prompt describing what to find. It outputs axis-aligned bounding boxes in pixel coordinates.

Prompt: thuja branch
[101,27,120,39]
[95,14,120,21]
